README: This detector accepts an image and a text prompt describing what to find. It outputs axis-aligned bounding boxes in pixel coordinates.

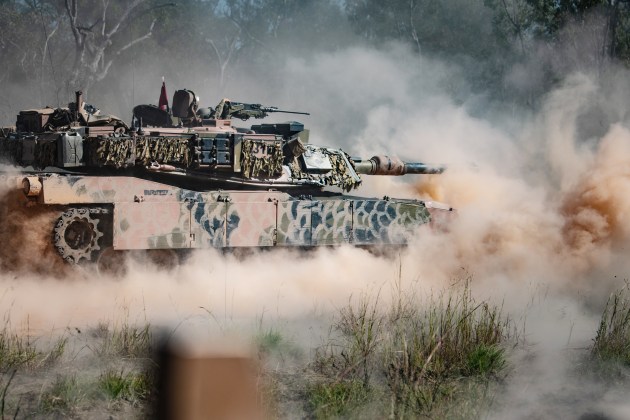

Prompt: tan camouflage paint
[9,174,439,251]
[226,201,276,246]
[114,202,190,250]
[40,174,179,205]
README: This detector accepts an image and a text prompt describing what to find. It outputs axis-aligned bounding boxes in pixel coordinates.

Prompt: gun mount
[132,89,310,127]
[0,88,452,272]
[214,101,310,121]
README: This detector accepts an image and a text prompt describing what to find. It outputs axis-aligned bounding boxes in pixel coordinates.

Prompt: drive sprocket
[53,207,107,264]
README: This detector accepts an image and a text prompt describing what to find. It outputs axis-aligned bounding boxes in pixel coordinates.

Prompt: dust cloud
[1,43,629,334]
[2,40,630,417]
[0,172,71,277]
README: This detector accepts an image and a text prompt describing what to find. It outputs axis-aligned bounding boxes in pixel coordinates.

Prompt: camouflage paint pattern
[15,174,438,250]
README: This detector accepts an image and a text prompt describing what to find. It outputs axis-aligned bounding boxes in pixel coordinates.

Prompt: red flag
[159,79,169,111]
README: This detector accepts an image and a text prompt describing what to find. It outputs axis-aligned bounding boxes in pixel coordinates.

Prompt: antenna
[131,21,136,113]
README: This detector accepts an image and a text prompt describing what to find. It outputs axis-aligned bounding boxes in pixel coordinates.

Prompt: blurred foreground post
[156,339,261,420]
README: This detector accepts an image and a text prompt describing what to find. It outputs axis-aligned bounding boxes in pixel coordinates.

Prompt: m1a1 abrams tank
[0,88,452,271]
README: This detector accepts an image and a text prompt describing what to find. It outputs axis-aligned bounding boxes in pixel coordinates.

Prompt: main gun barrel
[352,155,445,176]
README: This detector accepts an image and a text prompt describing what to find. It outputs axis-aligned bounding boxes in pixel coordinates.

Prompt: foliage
[383,281,508,416]
[95,318,152,358]
[345,0,630,104]
[346,0,502,57]
[0,327,38,371]
[310,279,511,418]
[0,370,18,419]
[0,0,348,115]
[0,322,67,371]
[98,368,151,402]
[256,328,284,355]
[466,343,506,376]
[335,293,384,388]
[591,284,630,365]
[0,0,626,120]
[307,380,371,419]
[40,374,85,415]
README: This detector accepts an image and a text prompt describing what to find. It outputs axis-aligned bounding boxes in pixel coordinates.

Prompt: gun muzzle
[353,155,445,175]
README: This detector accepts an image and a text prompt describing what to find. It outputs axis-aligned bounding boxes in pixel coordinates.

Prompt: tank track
[53,207,110,264]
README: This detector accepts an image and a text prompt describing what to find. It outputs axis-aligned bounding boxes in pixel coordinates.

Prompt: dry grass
[309,277,512,418]
[0,328,38,372]
[9,277,630,419]
[0,321,67,372]
[40,374,86,416]
[93,314,153,359]
[591,283,630,374]
[98,368,152,403]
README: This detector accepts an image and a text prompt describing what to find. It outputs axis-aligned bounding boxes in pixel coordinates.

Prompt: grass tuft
[39,336,68,368]
[255,322,303,361]
[97,320,152,359]
[98,368,151,403]
[310,277,511,418]
[466,344,505,376]
[40,374,84,415]
[257,328,284,355]
[0,323,39,371]
[307,380,370,419]
[591,284,630,365]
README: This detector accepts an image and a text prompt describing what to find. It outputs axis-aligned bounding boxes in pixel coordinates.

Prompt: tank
[0,89,452,271]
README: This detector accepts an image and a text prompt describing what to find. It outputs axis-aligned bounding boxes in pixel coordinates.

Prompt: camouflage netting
[1,135,58,168]
[0,137,19,164]
[84,136,193,168]
[289,149,362,192]
[84,137,134,168]
[135,136,192,167]
[33,139,58,169]
[240,139,284,178]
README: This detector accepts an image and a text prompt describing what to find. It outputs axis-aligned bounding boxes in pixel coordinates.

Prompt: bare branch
[228,16,265,48]
[77,21,100,33]
[95,59,114,82]
[64,0,80,45]
[106,0,145,38]
[41,21,59,69]
[409,0,421,53]
[223,27,241,70]
[101,0,109,37]
[116,19,156,55]
[501,0,525,54]
[60,0,173,91]
[205,23,241,91]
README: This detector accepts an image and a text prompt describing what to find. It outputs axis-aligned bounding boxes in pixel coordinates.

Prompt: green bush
[313,278,511,418]
[99,369,151,402]
[307,380,370,419]
[592,285,630,365]
[466,344,505,376]
[40,375,84,414]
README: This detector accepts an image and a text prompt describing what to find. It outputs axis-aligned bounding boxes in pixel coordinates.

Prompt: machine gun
[216,100,310,121]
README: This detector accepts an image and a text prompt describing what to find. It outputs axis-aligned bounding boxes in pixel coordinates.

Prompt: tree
[526,0,630,65]
[62,0,172,92]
